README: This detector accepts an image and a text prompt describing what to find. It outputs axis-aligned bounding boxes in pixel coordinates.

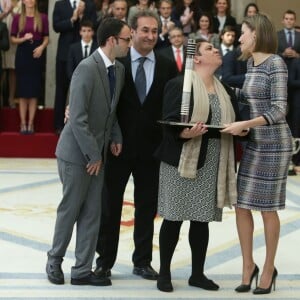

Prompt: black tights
[159,219,209,278]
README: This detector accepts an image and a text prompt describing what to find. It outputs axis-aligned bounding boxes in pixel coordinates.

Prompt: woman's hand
[221,121,249,136]
[33,45,44,58]
[179,122,208,139]
[23,32,33,42]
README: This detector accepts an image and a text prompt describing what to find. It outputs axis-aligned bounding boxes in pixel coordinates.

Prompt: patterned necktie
[175,48,182,72]
[107,65,115,101]
[84,45,88,58]
[287,30,293,47]
[135,57,147,104]
[73,0,76,9]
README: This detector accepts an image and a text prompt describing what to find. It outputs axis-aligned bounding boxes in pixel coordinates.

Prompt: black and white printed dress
[158,93,223,222]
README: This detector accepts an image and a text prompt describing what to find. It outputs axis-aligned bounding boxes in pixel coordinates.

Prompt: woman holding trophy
[154,38,242,293]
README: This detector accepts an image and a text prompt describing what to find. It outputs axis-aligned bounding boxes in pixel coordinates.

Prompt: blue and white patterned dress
[237,55,293,211]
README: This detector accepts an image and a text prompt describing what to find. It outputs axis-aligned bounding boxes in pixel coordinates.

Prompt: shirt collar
[172,45,183,52]
[81,40,93,48]
[98,47,115,68]
[221,44,233,52]
[284,28,295,34]
[130,46,155,63]
[70,0,79,7]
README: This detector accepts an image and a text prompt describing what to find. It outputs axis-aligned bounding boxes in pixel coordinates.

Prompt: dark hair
[220,25,236,36]
[97,17,127,46]
[243,2,259,17]
[195,38,209,55]
[158,0,173,7]
[198,12,214,33]
[130,9,160,30]
[214,0,231,16]
[283,9,296,19]
[79,19,94,30]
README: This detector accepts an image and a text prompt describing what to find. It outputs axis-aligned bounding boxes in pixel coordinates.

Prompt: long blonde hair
[18,0,42,33]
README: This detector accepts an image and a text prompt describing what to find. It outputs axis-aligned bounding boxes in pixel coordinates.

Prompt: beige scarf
[178,71,237,208]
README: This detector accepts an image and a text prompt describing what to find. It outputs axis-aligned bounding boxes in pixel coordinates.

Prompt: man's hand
[110,142,122,156]
[64,105,70,124]
[86,160,102,176]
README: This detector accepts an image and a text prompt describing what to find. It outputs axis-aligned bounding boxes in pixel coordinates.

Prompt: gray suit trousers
[47,158,104,278]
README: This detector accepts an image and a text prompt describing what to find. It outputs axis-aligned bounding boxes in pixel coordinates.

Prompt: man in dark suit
[277,10,300,133]
[94,10,178,281]
[66,20,98,80]
[53,0,97,134]
[277,9,300,67]
[155,0,181,49]
[46,18,131,286]
[158,27,185,75]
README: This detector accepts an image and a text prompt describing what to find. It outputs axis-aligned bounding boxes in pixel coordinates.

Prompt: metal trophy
[180,38,197,123]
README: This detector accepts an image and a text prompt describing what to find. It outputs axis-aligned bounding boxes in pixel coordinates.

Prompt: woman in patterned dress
[222,14,293,294]
[154,39,241,293]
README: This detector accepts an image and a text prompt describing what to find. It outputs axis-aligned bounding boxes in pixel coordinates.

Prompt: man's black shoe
[94,266,111,278]
[133,265,158,280]
[71,272,112,286]
[46,263,64,285]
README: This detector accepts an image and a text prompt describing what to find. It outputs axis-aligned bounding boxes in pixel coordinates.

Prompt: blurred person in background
[53,0,97,135]
[212,0,236,35]
[188,12,220,49]
[0,0,21,108]
[11,0,49,134]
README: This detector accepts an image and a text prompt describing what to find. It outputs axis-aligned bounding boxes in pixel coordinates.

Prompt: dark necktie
[135,57,147,104]
[73,0,76,9]
[107,65,115,101]
[84,45,88,58]
[287,30,293,47]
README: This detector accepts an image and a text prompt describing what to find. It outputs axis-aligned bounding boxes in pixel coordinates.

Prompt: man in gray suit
[46,18,131,286]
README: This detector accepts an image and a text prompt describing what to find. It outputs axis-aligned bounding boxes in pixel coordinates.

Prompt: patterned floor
[0,158,300,299]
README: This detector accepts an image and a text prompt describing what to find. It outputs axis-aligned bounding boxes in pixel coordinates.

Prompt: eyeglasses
[117,36,132,43]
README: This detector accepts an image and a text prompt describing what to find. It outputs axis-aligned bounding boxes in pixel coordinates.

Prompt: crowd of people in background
[0,0,298,295]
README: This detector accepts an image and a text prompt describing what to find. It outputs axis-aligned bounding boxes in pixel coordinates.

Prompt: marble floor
[0,158,300,299]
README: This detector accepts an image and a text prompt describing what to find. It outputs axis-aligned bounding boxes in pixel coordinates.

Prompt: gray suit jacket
[56,50,124,165]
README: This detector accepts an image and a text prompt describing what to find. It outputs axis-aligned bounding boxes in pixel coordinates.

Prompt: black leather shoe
[71,272,112,286]
[188,275,219,291]
[94,266,111,278]
[157,276,173,292]
[133,265,158,280]
[46,263,64,285]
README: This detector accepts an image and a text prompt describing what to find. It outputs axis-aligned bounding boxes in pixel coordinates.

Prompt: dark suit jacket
[212,15,237,34]
[154,75,241,169]
[53,0,97,62]
[277,29,300,66]
[222,47,246,89]
[67,40,98,80]
[115,51,178,160]
[0,21,9,75]
[158,45,185,75]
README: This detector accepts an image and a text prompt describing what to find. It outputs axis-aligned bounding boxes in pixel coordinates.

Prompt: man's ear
[193,55,201,65]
